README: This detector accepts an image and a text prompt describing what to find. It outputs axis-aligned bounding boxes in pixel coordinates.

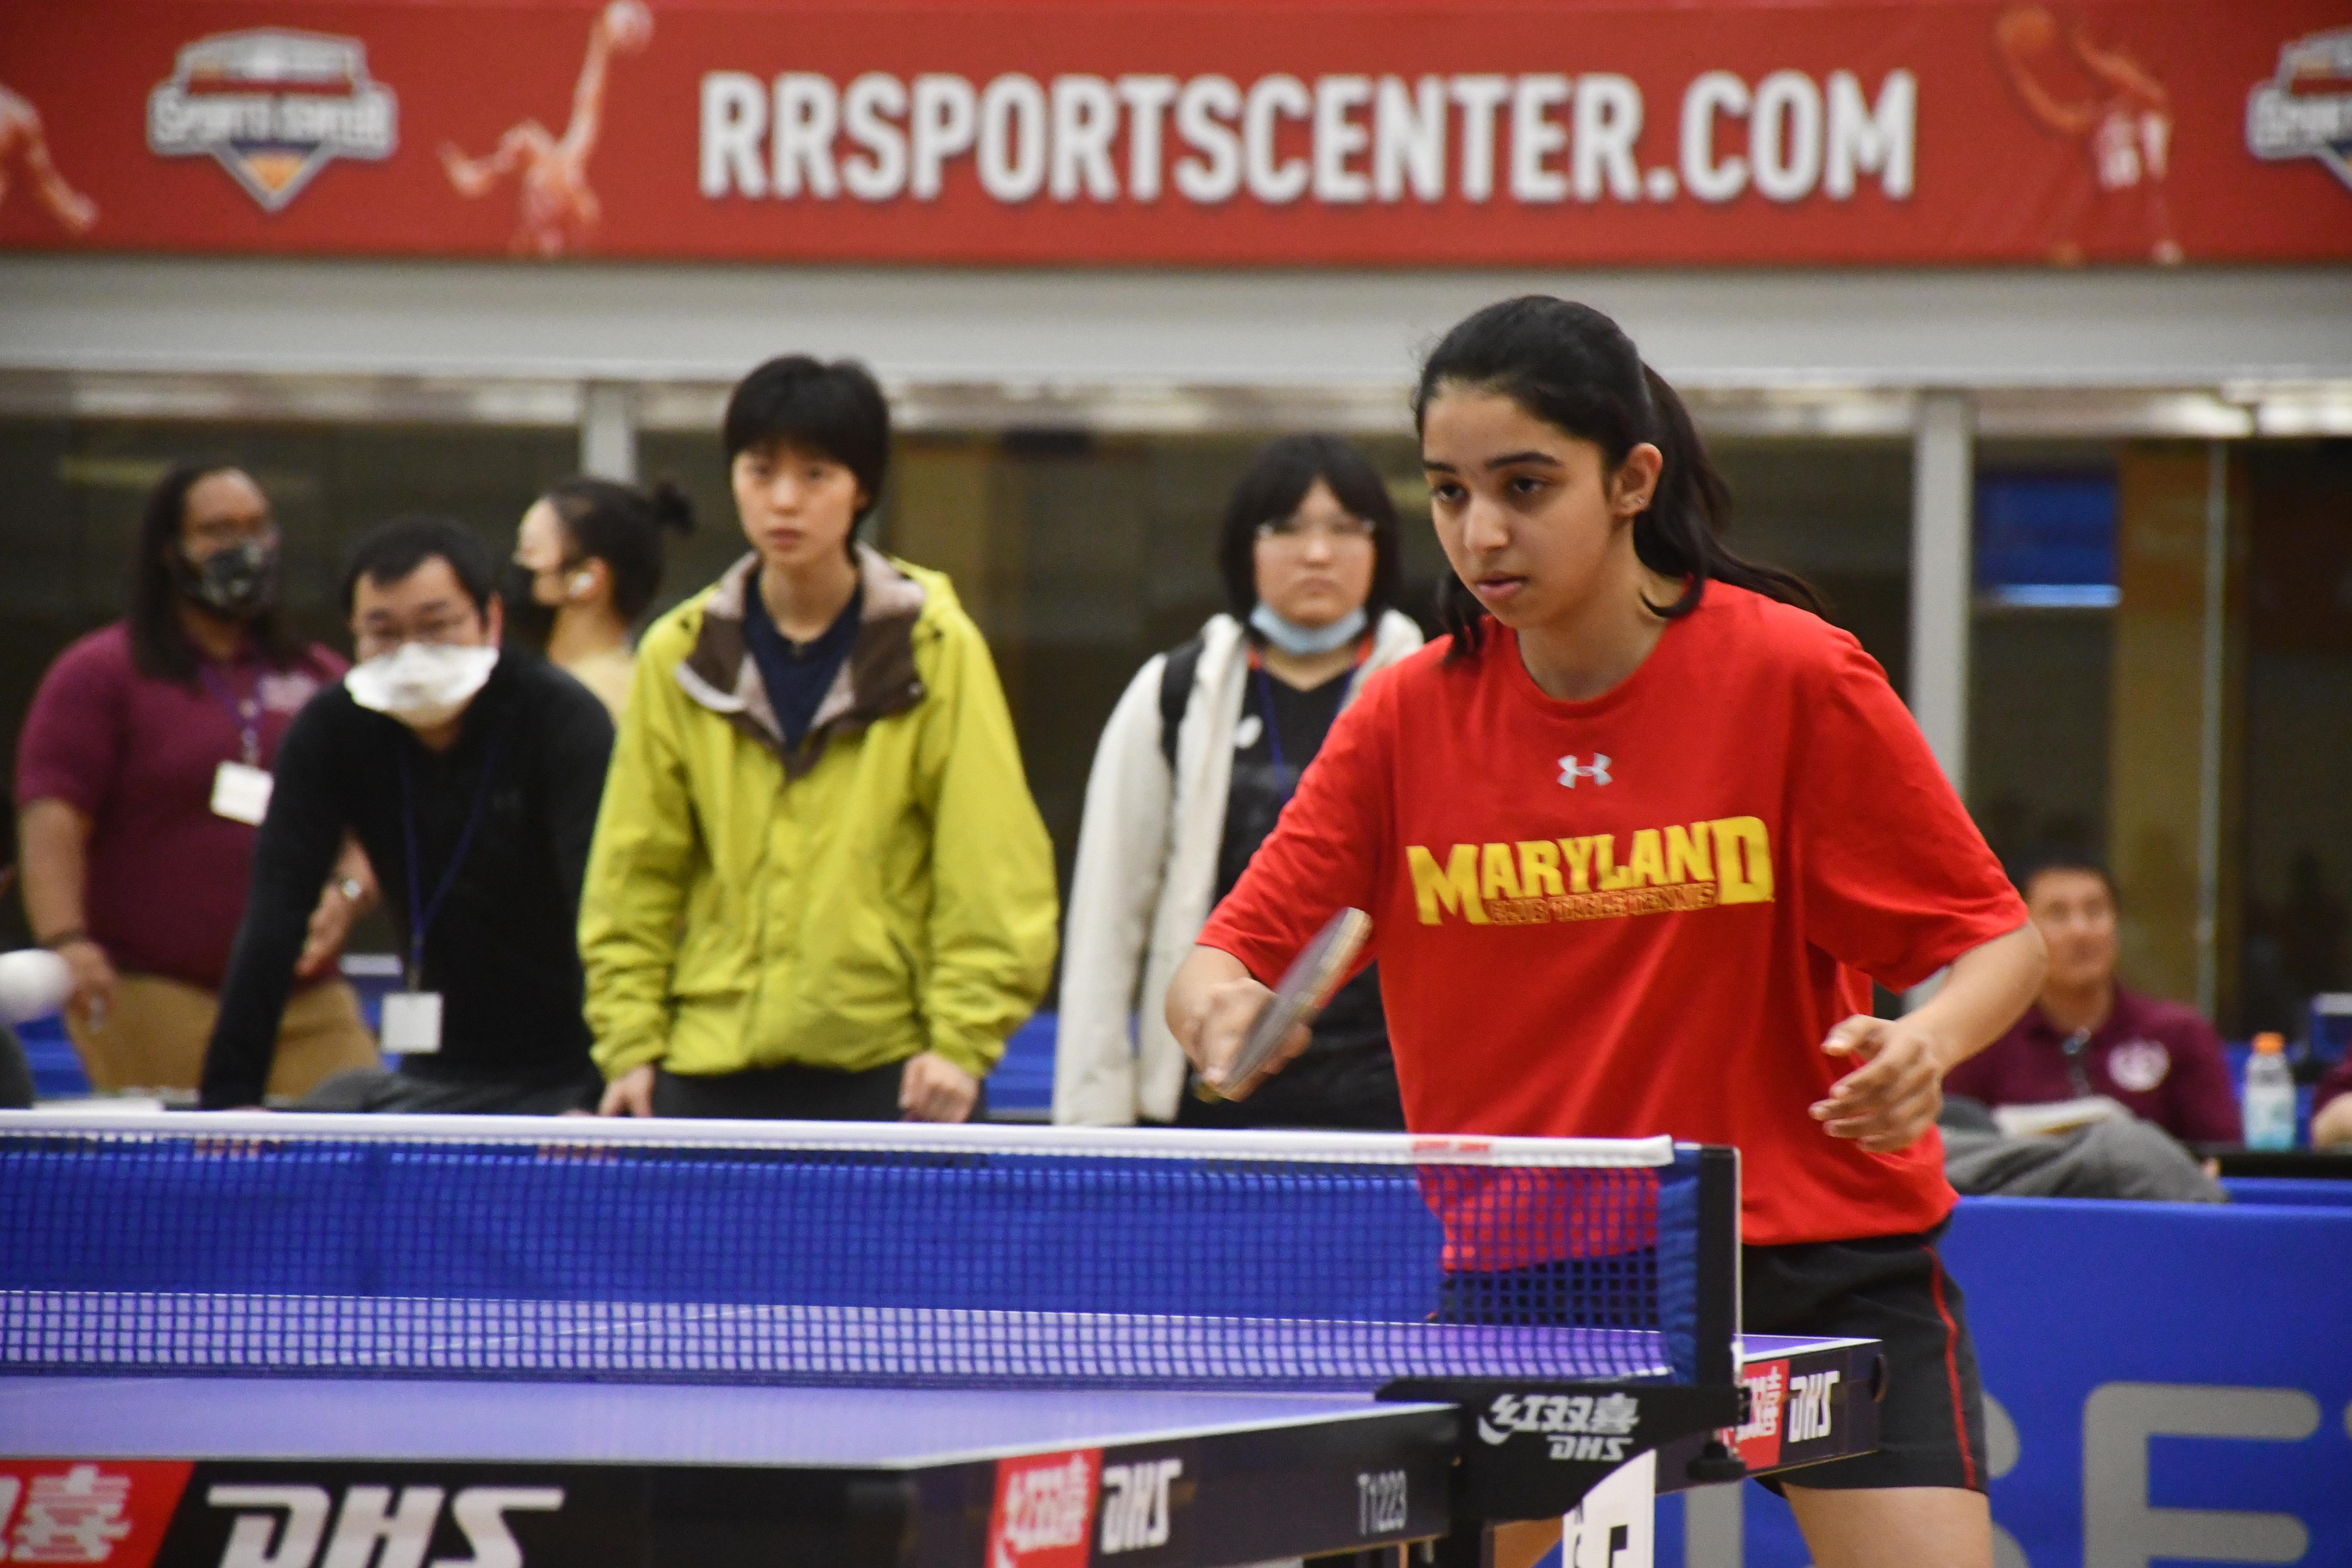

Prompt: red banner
[0,1,2347,267]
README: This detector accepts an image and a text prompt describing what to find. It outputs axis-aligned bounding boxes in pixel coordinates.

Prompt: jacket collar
[675,545,928,778]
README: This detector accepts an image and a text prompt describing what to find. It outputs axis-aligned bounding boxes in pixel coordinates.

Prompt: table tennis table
[0,1112,1882,1568]
[0,1332,1877,1568]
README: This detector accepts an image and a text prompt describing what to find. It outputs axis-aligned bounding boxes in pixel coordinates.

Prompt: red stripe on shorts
[1922,1244,1977,1491]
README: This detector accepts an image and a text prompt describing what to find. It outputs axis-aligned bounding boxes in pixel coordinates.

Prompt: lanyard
[1250,665,1298,802]
[2060,1027,2095,1099]
[198,664,262,766]
[395,735,501,990]
[1247,640,1372,803]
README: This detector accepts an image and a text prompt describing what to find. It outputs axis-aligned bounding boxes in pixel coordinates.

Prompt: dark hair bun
[544,474,689,623]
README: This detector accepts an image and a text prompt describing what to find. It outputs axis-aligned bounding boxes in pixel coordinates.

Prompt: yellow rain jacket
[581,547,1058,1082]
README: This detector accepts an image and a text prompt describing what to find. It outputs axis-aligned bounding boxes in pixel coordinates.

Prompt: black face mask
[173,540,279,618]
[500,561,557,652]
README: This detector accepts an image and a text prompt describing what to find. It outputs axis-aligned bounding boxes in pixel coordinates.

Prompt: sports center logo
[147,30,397,210]
[2247,27,2352,194]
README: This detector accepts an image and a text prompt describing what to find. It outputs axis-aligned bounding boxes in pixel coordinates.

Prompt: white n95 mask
[346,643,499,730]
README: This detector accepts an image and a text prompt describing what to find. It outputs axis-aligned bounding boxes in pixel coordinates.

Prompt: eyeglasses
[354,613,482,658]
[1255,514,1377,545]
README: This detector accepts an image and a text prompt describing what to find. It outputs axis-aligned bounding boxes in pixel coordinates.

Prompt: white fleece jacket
[1053,610,1425,1125]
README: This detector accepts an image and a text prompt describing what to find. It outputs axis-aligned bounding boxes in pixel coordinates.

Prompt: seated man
[200,517,615,1113]
[1947,849,2240,1145]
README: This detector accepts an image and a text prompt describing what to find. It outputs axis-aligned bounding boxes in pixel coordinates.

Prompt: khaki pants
[67,974,381,1100]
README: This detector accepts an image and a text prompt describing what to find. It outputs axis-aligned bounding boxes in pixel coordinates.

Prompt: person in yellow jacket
[583,355,1057,1121]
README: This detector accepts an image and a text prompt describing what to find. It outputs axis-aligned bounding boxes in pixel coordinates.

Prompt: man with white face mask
[199,516,615,1112]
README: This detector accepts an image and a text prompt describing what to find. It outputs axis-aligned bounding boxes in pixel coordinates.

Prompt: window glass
[1969,441,2120,873]
[2236,439,2352,1036]
[1707,439,1912,690]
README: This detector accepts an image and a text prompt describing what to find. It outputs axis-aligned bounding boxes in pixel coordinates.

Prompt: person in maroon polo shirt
[13,458,381,1099]
[1948,849,2241,1145]
[2314,1055,2352,1149]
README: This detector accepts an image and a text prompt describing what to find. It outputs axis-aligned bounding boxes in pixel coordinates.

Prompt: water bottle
[2243,1032,2297,1151]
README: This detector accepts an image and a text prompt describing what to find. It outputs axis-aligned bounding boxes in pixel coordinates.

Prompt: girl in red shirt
[1170,297,2044,1568]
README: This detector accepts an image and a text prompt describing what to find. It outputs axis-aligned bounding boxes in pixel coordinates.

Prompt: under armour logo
[1558,754,1612,788]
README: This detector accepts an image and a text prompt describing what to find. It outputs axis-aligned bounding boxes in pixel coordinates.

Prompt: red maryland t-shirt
[1198,585,2027,1248]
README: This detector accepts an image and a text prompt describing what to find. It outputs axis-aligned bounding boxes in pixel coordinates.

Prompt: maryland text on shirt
[1405,817,1774,928]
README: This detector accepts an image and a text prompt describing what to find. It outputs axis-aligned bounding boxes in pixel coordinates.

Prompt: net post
[1693,1146,1740,1388]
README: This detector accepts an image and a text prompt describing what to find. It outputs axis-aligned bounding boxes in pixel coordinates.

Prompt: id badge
[210,761,274,826]
[380,991,444,1054]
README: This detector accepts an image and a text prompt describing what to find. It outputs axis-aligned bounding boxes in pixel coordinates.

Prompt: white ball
[0,949,71,1025]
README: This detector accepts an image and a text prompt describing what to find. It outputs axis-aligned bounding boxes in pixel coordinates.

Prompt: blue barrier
[1947,1196,2352,1568]
[989,1010,1057,1119]
[1598,1194,2352,1567]
[14,1014,85,1100]
[2221,1176,2352,1210]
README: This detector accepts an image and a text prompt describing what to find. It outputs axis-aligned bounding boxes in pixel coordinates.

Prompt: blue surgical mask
[1249,604,1367,656]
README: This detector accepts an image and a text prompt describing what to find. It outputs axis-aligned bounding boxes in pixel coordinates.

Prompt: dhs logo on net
[1477,1391,1641,1462]
[1097,1457,1181,1554]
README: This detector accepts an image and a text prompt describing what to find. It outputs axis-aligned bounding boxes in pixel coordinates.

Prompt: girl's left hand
[1812,1016,1954,1154]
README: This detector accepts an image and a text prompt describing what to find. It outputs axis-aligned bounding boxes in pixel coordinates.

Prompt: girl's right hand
[1166,946,1306,1100]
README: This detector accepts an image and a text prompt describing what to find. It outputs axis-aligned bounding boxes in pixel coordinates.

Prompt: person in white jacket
[1057,435,1423,1127]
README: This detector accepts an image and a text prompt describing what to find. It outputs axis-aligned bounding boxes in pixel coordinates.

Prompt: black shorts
[1742,1220,1986,1494]
[1431,1220,1986,1495]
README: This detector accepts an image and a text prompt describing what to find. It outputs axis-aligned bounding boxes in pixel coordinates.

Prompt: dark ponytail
[544,476,697,624]
[1414,296,1820,657]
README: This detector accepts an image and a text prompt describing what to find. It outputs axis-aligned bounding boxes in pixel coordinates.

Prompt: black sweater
[200,656,615,1107]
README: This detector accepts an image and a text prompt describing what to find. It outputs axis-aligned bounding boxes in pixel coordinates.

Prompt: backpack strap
[1157,636,1206,772]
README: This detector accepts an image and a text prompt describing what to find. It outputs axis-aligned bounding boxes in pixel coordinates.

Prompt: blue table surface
[0,1334,1860,1467]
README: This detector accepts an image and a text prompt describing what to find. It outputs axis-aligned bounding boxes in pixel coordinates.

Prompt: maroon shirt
[2318,1053,2352,1116]
[1946,984,2243,1144]
[13,623,345,991]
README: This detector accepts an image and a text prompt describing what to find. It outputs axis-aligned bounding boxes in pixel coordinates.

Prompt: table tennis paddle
[1208,906,1371,1099]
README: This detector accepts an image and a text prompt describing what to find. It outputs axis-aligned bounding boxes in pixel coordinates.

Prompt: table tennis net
[0,1113,1714,1391]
